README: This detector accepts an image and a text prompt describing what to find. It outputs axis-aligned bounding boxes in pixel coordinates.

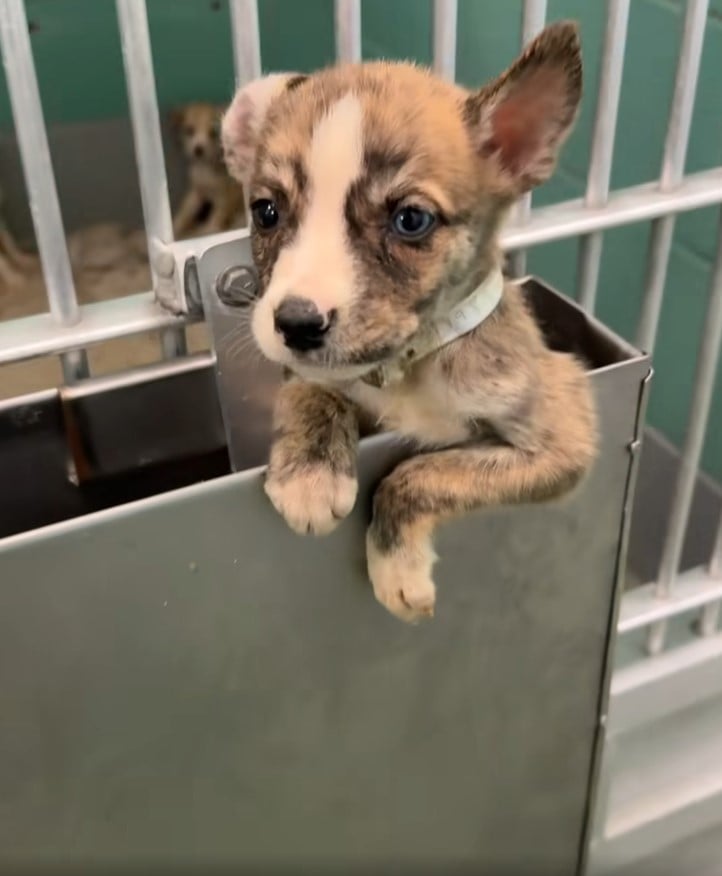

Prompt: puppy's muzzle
[273,297,336,353]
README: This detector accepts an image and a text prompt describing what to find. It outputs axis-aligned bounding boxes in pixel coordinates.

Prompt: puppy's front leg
[198,191,239,235]
[195,202,227,236]
[265,379,359,536]
[172,191,204,238]
[368,445,587,623]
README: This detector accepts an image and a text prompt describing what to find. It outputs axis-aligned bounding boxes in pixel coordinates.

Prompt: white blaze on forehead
[268,93,363,312]
[293,91,364,310]
[307,92,364,224]
[251,93,365,364]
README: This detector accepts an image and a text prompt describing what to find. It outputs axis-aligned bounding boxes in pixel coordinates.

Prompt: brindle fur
[222,22,598,622]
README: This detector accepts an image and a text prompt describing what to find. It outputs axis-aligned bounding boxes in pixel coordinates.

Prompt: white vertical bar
[520,0,548,45]
[659,1,709,191]
[648,207,722,654]
[699,599,721,637]
[577,0,630,313]
[711,515,722,577]
[699,515,722,637]
[229,0,261,86]
[433,0,458,81]
[335,0,361,63]
[585,0,630,207]
[590,735,617,846]
[115,0,185,357]
[635,0,709,354]
[0,0,88,382]
[509,0,547,278]
[577,232,605,311]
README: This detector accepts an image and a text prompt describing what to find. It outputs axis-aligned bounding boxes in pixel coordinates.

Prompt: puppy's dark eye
[391,206,436,240]
[183,125,195,137]
[251,198,280,231]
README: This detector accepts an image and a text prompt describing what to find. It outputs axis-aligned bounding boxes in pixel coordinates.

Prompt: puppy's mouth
[280,338,403,382]
[260,322,412,381]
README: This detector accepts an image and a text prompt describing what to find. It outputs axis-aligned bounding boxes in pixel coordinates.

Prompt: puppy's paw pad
[367,540,437,624]
[265,467,357,536]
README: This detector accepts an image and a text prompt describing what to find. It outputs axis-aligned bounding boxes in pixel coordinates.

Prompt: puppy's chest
[342,371,474,446]
[190,163,226,194]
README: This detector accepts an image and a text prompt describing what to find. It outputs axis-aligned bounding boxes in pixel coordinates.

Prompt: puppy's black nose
[193,144,205,158]
[273,297,333,352]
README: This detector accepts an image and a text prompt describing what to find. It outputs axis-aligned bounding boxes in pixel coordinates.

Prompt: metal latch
[196,237,281,472]
[149,230,252,316]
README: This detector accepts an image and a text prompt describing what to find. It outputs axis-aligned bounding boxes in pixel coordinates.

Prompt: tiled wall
[0,0,719,479]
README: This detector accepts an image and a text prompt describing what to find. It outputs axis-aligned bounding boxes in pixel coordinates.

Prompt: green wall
[0,0,720,480]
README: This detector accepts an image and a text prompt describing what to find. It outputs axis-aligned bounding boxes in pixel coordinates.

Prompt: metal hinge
[195,236,281,472]
[148,229,251,316]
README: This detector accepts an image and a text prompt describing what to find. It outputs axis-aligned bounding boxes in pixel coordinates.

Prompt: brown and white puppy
[171,102,245,239]
[221,22,598,623]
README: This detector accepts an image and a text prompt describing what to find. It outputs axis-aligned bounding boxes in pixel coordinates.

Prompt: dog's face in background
[173,103,224,164]
[222,24,581,380]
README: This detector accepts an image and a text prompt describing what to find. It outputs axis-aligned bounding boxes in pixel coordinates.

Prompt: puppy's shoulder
[438,281,545,389]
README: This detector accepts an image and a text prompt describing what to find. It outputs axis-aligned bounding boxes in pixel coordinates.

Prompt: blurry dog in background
[171,102,246,239]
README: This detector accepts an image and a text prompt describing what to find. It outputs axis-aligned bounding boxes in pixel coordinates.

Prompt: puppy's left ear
[464,20,582,196]
[222,73,307,185]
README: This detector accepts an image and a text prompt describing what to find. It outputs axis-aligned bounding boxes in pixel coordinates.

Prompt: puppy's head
[222,23,581,380]
[172,103,224,163]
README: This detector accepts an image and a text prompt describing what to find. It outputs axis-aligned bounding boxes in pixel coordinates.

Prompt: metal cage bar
[699,599,721,637]
[0,0,88,383]
[577,0,630,313]
[0,292,186,367]
[433,0,458,81]
[115,0,186,358]
[335,0,362,63]
[3,166,722,366]
[509,0,547,278]
[229,0,261,86]
[701,518,722,635]
[635,0,709,354]
[502,166,722,248]
[712,516,722,577]
[647,206,722,654]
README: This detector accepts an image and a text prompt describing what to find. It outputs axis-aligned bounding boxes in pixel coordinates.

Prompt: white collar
[362,267,505,387]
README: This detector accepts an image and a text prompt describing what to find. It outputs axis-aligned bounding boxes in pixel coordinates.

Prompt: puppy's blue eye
[251,199,280,231]
[391,206,436,240]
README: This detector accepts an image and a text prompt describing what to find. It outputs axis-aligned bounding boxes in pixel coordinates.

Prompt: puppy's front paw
[366,534,436,624]
[265,466,358,536]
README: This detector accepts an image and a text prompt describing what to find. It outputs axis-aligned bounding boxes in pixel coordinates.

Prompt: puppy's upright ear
[464,21,582,196]
[222,73,308,185]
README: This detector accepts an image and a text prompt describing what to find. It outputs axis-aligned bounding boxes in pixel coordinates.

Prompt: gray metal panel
[0,349,648,873]
[197,234,281,472]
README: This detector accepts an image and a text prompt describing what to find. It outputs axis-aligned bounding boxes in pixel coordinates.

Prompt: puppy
[221,22,598,623]
[171,102,246,239]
